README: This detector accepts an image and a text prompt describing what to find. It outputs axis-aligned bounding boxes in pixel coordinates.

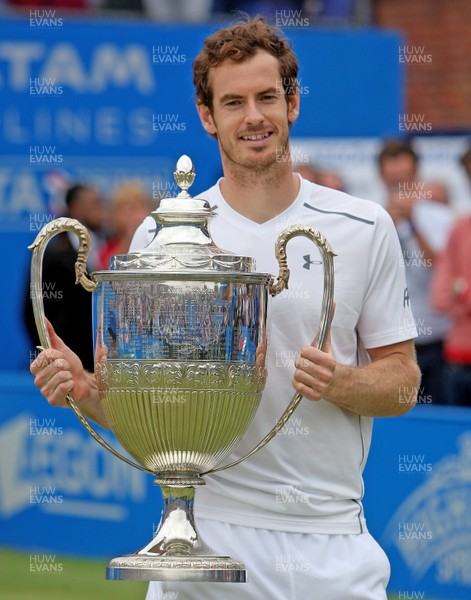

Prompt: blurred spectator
[430,215,471,406]
[423,180,450,206]
[212,0,303,19]
[142,0,212,21]
[430,147,471,407]
[211,0,357,23]
[316,169,345,191]
[294,163,345,191]
[7,0,88,8]
[101,0,143,13]
[460,145,471,181]
[294,163,319,182]
[378,139,454,405]
[24,184,105,372]
[98,180,152,269]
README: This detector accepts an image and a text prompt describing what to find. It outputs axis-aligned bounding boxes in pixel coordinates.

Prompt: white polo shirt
[131,175,416,535]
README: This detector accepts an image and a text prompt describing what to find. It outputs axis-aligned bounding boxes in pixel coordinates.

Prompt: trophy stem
[106,481,246,582]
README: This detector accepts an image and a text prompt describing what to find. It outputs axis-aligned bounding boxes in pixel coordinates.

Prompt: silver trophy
[29,155,335,583]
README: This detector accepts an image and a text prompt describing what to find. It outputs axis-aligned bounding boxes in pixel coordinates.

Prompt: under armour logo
[403,287,410,307]
[303,255,322,270]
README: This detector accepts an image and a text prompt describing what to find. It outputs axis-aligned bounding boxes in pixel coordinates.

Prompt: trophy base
[106,554,246,582]
[106,483,246,583]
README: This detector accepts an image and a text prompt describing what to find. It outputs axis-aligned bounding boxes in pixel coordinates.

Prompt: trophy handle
[29,217,155,476]
[203,224,336,476]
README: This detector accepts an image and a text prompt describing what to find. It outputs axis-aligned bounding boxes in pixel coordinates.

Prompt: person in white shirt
[377,139,453,405]
[31,16,421,600]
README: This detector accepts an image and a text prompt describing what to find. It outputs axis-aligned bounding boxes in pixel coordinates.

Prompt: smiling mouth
[240,132,272,141]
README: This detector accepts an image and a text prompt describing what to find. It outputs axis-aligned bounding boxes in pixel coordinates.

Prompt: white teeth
[242,133,270,140]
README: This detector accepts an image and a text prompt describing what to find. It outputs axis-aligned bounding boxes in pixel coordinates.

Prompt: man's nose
[244,100,264,125]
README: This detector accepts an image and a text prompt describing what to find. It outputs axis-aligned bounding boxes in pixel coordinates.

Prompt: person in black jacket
[24,184,105,372]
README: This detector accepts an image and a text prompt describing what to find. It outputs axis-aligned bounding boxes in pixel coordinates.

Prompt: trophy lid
[106,155,257,274]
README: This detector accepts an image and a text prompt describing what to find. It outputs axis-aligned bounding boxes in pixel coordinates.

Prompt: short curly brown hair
[378,139,419,169]
[193,16,299,110]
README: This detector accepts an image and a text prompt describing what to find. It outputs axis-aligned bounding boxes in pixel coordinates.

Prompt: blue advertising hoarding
[363,407,471,600]
[0,371,158,559]
[2,372,471,600]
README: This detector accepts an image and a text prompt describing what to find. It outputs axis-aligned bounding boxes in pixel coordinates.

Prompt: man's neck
[219,162,300,224]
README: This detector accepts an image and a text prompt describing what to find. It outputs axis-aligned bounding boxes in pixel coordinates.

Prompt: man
[377,139,453,405]
[24,183,104,372]
[31,17,420,599]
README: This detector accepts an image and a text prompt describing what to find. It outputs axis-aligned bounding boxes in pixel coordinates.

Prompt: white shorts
[145,518,390,600]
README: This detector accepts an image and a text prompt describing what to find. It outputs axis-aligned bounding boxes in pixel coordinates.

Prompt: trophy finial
[174,155,196,198]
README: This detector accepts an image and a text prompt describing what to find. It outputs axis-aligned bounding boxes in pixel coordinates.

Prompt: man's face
[69,188,104,232]
[197,51,299,173]
[380,154,417,190]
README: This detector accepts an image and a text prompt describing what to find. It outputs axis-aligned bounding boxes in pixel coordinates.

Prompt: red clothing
[8,1,87,7]
[98,239,122,270]
[430,215,471,364]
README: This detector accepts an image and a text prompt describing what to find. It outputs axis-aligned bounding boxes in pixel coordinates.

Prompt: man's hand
[292,333,336,402]
[386,191,414,224]
[30,319,108,427]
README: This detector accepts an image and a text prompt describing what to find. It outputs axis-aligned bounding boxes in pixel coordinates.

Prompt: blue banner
[2,374,471,600]
[0,371,159,558]
[363,406,471,600]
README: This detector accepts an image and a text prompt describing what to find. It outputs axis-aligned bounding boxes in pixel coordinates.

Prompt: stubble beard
[221,132,292,184]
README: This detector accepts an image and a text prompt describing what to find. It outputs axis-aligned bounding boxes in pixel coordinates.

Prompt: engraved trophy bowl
[29,155,335,583]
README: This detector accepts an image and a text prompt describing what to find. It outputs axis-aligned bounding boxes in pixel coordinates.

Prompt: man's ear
[197,103,217,136]
[287,92,300,126]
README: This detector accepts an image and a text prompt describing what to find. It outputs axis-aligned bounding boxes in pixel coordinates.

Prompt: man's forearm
[325,352,421,417]
[294,340,421,417]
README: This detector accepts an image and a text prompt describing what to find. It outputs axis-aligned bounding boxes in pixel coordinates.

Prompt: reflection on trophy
[29,156,335,583]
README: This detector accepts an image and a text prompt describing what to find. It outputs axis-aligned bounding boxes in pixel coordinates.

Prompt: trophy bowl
[29,156,335,583]
[94,277,268,476]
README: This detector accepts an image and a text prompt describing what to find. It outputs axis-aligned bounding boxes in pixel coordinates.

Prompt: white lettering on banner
[0,414,147,519]
[0,42,155,93]
[0,42,44,91]
[1,106,155,146]
[0,169,43,215]
[90,44,154,92]
[3,107,31,143]
[382,431,471,587]
[38,43,87,91]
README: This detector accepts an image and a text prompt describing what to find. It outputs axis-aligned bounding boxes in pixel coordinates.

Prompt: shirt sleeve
[129,216,157,252]
[356,205,418,349]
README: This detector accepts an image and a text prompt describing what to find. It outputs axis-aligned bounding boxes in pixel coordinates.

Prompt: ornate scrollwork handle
[203,224,336,475]
[269,224,336,351]
[29,217,155,476]
[28,217,98,345]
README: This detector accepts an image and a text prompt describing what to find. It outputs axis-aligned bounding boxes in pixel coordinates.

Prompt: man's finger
[46,318,68,352]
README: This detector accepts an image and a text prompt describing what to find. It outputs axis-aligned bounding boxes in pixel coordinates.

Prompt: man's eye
[261,95,276,101]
